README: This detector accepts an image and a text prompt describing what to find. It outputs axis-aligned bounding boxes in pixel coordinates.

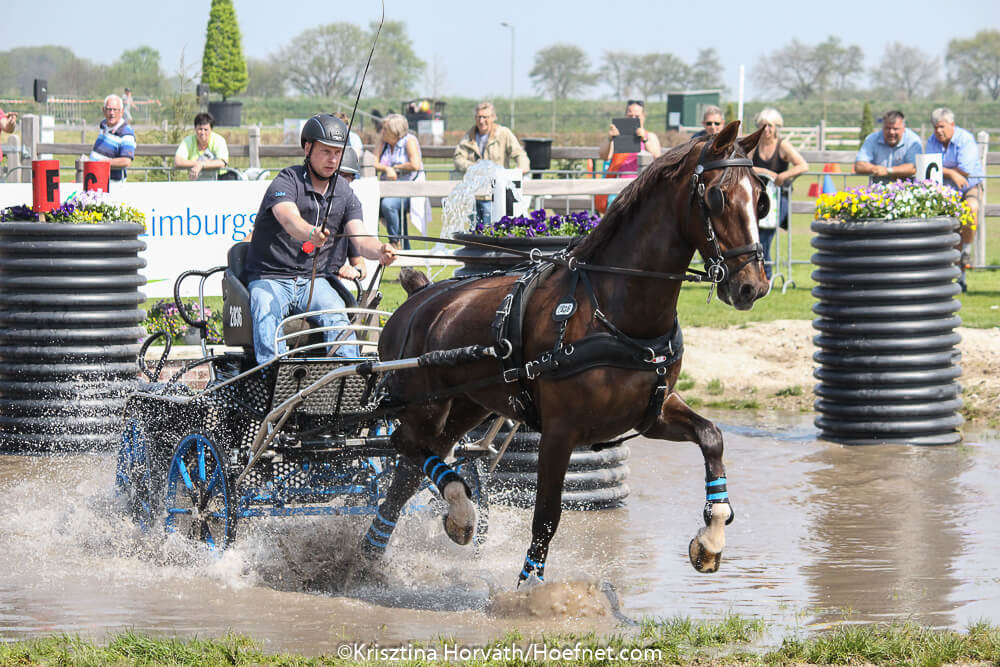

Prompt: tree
[859,101,873,143]
[688,48,726,92]
[947,30,1000,101]
[423,53,447,99]
[600,51,635,99]
[870,42,938,101]
[368,20,425,99]
[277,23,367,98]
[201,0,248,101]
[530,44,596,132]
[753,36,863,102]
[107,46,164,97]
[627,53,663,102]
[245,57,285,98]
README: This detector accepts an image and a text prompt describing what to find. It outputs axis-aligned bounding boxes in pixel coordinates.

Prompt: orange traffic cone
[822,163,841,173]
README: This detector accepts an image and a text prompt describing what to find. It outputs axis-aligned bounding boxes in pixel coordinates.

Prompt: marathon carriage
[114,243,495,550]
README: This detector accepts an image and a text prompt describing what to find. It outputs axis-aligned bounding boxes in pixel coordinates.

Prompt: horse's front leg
[518,435,573,588]
[643,390,732,574]
[360,457,424,559]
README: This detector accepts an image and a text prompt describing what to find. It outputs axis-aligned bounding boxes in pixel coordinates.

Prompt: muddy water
[1,412,999,654]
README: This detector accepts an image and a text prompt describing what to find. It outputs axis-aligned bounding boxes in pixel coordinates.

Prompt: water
[440,160,497,238]
[2,411,999,654]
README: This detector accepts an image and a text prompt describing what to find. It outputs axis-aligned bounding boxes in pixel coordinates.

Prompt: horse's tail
[399,267,432,295]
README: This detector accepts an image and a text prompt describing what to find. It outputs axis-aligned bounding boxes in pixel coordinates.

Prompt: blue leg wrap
[519,554,545,582]
[703,476,734,526]
[363,509,397,554]
[421,455,469,497]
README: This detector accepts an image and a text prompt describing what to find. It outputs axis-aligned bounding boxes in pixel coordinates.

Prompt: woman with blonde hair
[374,113,424,248]
[748,107,808,279]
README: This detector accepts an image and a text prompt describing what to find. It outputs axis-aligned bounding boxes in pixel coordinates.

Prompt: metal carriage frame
[115,258,496,551]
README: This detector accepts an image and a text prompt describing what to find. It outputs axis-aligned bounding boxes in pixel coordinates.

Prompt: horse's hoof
[688,537,722,574]
[442,481,475,545]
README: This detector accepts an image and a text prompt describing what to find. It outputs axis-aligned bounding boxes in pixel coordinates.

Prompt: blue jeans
[380,197,409,245]
[249,276,358,363]
[759,227,776,279]
[475,199,492,224]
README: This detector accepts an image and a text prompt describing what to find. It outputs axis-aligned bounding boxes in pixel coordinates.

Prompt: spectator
[691,105,724,139]
[596,100,661,213]
[122,88,134,124]
[0,107,16,168]
[599,99,662,165]
[245,114,395,363]
[334,111,364,156]
[926,107,985,284]
[374,113,424,248]
[454,101,530,223]
[173,112,230,181]
[747,107,809,280]
[854,110,921,182]
[88,94,135,183]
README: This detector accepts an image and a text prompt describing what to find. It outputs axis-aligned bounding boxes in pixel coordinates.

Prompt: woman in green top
[173,112,230,180]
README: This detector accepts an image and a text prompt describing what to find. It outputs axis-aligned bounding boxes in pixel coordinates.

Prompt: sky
[4,0,998,102]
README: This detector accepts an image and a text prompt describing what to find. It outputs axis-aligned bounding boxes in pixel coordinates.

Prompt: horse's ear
[739,125,767,154]
[709,121,742,155]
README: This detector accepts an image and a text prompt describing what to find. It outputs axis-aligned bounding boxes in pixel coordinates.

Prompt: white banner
[0,178,382,298]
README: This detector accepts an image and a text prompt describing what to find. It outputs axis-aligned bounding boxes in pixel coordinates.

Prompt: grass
[5,619,1000,665]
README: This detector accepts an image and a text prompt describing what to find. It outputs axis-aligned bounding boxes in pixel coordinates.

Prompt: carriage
[114,243,496,550]
[116,122,772,585]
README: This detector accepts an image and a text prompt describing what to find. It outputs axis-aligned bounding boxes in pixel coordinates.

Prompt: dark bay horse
[364,121,770,586]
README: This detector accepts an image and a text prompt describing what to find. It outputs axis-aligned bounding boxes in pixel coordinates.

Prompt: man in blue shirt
[88,94,135,182]
[854,110,922,182]
[926,107,984,276]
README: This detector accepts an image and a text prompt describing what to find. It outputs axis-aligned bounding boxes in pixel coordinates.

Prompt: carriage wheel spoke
[177,458,194,491]
[198,442,207,482]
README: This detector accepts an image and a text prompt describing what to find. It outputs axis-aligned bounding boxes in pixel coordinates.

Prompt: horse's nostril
[740,283,754,302]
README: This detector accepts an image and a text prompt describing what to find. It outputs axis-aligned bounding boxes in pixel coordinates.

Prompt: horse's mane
[571,138,702,262]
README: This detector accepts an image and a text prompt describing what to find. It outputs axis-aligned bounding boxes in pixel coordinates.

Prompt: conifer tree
[201,0,248,101]
[859,102,874,143]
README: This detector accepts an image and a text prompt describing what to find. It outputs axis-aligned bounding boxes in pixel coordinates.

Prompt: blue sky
[5,0,998,100]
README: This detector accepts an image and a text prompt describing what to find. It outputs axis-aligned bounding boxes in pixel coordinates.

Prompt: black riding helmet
[300,113,348,149]
[339,147,360,176]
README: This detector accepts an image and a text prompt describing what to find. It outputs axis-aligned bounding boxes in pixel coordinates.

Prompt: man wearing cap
[246,115,396,363]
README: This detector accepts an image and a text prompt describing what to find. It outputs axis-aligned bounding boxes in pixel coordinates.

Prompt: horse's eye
[756,193,770,220]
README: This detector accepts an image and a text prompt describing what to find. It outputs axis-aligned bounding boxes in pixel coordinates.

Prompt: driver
[245,114,396,363]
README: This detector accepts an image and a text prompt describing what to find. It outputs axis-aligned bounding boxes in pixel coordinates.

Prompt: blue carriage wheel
[115,417,156,530]
[164,432,236,550]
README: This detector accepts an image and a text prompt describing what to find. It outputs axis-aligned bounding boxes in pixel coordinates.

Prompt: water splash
[440,160,499,239]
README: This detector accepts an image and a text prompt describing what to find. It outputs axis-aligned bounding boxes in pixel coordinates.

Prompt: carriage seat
[221,242,358,349]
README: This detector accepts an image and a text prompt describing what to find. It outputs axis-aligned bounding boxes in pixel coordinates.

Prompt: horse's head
[684,121,770,310]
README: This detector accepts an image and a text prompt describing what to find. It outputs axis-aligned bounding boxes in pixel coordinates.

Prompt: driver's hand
[379,243,396,265]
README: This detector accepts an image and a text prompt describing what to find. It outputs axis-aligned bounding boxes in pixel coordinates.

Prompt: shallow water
[1,412,998,654]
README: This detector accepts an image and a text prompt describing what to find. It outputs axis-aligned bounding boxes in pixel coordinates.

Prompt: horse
[363,121,770,586]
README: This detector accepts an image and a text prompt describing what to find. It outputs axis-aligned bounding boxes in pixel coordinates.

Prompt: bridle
[688,136,766,286]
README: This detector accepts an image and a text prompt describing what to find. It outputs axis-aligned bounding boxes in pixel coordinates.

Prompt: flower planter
[810,216,963,446]
[452,232,574,277]
[0,222,147,451]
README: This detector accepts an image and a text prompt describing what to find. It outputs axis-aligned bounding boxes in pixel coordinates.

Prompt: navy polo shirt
[246,165,363,280]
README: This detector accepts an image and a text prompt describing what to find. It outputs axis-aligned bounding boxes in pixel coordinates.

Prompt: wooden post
[4,136,22,183]
[21,114,39,163]
[975,130,989,267]
[248,125,260,169]
[818,119,827,151]
[75,158,85,184]
[361,149,376,179]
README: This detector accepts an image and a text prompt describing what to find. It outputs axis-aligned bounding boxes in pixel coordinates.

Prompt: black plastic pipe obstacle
[810,216,963,446]
[0,222,147,451]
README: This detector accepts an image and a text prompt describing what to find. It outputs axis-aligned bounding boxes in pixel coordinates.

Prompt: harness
[491,261,682,432]
[411,136,762,435]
